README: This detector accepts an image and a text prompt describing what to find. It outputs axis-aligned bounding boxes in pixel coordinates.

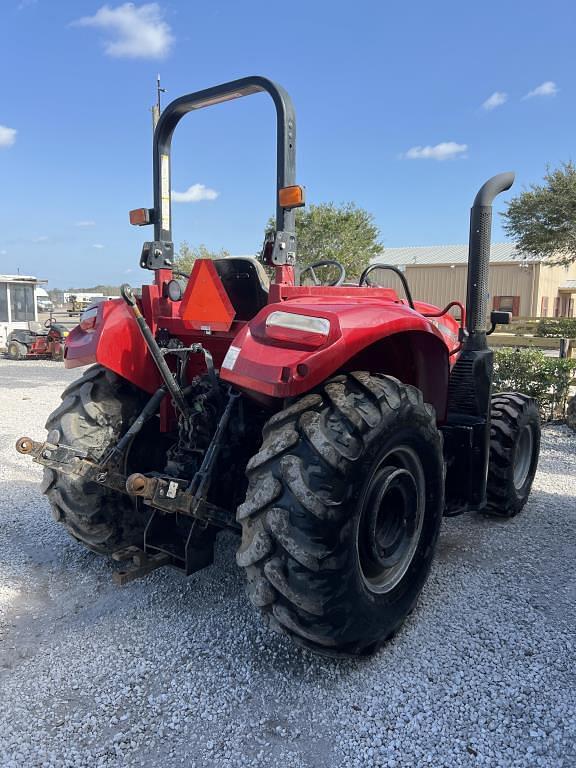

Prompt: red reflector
[180,259,236,332]
[129,208,151,226]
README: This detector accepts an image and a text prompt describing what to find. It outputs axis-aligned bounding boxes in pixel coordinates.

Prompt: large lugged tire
[486,392,540,517]
[7,340,27,360]
[237,372,444,656]
[42,365,149,554]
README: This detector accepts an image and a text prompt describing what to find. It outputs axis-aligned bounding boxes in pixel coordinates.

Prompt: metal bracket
[111,547,171,585]
[125,473,237,529]
[271,231,297,266]
[140,240,175,270]
[15,437,127,494]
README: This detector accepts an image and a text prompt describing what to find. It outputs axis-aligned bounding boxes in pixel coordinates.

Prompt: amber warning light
[278,185,305,209]
[129,208,151,226]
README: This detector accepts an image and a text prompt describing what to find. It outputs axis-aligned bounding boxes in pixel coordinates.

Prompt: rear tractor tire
[42,365,150,554]
[485,392,541,517]
[237,372,444,657]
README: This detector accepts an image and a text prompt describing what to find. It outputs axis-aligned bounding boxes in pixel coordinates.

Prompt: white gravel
[0,357,575,768]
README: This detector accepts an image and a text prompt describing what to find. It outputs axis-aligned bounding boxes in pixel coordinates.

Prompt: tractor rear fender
[220,299,454,417]
[64,299,161,390]
[343,331,450,420]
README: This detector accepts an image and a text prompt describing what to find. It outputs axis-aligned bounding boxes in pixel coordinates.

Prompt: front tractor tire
[42,365,149,554]
[237,372,444,657]
[486,393,541,517]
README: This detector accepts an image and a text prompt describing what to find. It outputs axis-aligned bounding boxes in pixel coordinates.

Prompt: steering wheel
[299,259,346,287]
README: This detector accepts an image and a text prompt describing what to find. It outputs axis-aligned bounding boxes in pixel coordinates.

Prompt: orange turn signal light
[278,185,305,209]
[129,208,151,226]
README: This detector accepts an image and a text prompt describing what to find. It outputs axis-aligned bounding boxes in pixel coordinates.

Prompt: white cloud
[523,81,558,99]
[75,220,96,227]
[32,235,49,243]
[0,125,17,147]
[172,183,219,203]
[482,91,508,111]
[403,142,468,161]
[72,3,173,59]
[92,243,105,249]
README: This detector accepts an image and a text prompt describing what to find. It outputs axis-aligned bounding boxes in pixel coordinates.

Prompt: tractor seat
[213,256,269,321]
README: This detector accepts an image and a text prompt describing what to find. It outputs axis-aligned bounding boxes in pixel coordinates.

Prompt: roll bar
[152,76,297,244]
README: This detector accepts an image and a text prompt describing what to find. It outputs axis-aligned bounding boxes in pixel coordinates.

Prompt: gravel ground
[0,358,575,768]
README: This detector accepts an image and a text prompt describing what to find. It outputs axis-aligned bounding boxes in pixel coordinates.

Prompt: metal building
[372,244,576,317]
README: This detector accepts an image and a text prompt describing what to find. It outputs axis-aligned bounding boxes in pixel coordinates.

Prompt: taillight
[79,307,98,332]
[265,311,330,348]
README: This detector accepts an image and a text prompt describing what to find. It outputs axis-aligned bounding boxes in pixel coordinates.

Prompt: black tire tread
[237,372,443,656]
[486,392,540,517]
[43,364,148,554]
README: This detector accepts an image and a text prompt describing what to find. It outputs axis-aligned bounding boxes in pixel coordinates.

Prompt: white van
[36,286,54,313]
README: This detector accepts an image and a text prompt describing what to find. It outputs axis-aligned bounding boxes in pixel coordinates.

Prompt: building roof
[0,274,46,283]
[372,243,539,267]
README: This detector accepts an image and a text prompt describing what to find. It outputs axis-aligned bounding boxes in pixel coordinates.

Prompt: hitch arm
[120,283,189,415]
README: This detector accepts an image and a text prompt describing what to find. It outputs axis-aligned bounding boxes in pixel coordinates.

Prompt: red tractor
[6,319,68,361]
[17,77,541,656]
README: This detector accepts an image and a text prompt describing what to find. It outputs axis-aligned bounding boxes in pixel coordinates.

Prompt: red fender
[220,295,458,403]
[64,299,161,391]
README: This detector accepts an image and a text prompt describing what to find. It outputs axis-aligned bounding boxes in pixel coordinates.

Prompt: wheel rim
[357,446,425,594]
[513,424,533,490]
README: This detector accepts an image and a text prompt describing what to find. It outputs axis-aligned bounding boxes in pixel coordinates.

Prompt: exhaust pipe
[465,172,515,350]
[445,172,515,512]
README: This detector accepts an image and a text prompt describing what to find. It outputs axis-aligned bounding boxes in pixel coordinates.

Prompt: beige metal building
[372,244,576,318]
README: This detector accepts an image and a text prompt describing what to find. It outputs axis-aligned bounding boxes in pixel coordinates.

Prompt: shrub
[493,348,576,421]
[535,318,576,338]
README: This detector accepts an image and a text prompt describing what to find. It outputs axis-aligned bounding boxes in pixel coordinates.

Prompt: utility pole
[151,73,166,133]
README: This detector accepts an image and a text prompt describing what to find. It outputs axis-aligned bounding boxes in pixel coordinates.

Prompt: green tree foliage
[267,203,383,279]
[174,242,230,275]
[59,284,121,295]
[502,162,576,266]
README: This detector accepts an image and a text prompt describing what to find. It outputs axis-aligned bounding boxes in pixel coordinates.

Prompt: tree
[267,202,383,278]
[502,162,576,266]
[174,242,230,275]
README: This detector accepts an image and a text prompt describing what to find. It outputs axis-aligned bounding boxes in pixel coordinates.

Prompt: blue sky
[0,0,573,288]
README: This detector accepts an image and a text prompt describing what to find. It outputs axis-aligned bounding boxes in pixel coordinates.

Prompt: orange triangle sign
[180,259,236,332]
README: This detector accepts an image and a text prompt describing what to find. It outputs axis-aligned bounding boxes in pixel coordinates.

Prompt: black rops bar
[152,76,297,246]
[465,172,515,349]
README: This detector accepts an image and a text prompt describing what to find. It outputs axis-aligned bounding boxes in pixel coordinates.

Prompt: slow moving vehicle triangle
[180,258,236,332]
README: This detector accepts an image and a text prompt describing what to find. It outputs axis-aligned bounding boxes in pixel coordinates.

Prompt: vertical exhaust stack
[445,172,515,512]
[465,172,515,351]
